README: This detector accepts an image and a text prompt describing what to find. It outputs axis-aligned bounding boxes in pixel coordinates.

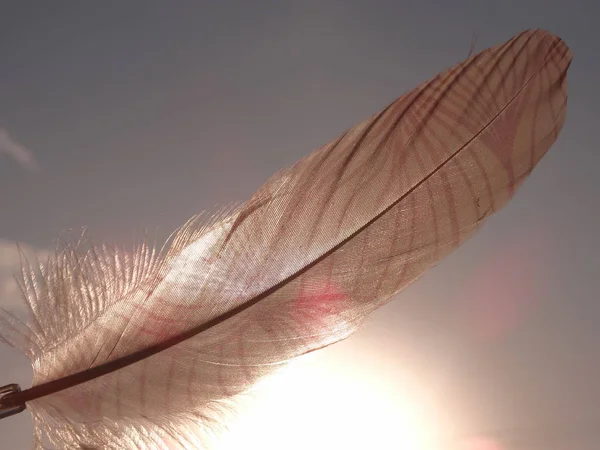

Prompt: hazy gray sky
[1,1,599,449]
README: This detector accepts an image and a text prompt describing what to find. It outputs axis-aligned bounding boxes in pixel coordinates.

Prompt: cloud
[0,240,49,313]
[0,128,39,171]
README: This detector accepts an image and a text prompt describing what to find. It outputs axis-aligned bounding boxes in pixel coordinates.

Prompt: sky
[0,1,599,449]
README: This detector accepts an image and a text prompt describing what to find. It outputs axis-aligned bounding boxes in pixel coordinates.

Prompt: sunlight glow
[217,351,449,450]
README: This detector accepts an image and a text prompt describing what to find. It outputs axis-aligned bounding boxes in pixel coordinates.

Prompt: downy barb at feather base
[0,28,571,449]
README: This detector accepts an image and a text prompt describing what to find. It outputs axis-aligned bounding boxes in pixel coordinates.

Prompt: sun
[216,347,451,450]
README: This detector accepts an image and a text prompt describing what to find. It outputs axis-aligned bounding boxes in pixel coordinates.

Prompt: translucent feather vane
[0,29,571,449]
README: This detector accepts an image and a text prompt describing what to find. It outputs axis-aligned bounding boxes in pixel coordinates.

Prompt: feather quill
[0,29,571,449]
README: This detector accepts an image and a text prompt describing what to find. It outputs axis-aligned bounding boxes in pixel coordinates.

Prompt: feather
[0,28,571,449]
